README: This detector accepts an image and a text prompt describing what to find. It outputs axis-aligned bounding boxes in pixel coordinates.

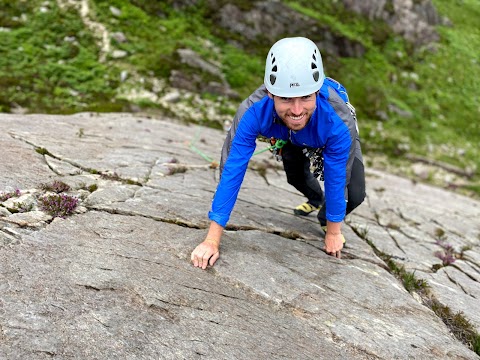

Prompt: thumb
[209,251,220,266]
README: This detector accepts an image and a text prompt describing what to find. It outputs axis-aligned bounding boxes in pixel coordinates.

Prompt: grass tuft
[424,297,480,354]
[40,180,71,193]
[355,223,480,355]
[35,147,52,156]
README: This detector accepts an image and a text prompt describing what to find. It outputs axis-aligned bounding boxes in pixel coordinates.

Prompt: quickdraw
[269,138,288,161]
[303,147,325,181]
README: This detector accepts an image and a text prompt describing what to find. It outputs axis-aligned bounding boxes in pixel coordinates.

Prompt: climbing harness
[264,137,325,180]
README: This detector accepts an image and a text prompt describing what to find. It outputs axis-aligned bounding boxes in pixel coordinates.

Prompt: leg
[346,156,366,214]
[282,142,324,208]
[317,140,366,226]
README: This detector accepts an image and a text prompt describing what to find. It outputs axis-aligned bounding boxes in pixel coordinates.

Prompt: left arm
[323,118,355,258]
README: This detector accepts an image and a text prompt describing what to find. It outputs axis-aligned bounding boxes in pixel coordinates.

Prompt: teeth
[290,115,303,120]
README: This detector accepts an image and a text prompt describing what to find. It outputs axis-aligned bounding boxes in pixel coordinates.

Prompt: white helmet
[264,37,325,97]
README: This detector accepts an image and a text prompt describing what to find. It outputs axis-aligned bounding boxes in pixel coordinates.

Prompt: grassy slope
[0,0,478,193]
[288,0,479,183]
[0,0,124,113]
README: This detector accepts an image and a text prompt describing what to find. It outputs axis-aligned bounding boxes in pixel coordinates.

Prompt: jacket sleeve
[220,85,268,176]
[323,120,352,222]
[322,88,357,222]
[209,107,261,227]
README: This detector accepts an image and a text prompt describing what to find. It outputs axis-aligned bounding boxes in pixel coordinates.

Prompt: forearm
[326,220,342,234]
[205,221,224,245]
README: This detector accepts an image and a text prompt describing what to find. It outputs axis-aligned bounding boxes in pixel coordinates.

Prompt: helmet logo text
[290,82,300,88]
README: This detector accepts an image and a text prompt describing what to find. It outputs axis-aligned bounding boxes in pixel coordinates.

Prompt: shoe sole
[293,209,314,216]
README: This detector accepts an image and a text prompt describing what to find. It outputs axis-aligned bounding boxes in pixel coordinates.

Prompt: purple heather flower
[434,250,456,266]
[39,193,78,218]
[0,189,22,202]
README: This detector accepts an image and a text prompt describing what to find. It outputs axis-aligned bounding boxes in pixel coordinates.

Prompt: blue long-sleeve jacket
[209,78,359,227]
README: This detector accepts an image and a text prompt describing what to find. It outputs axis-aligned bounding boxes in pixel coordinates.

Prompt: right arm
[192,93,269,269]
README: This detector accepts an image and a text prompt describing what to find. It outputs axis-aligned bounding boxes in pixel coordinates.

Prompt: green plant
[358,231,429,293]
[434,227,446,241]
[87,184,98,192]
[459,245,472,259]
[401,271,428,293]
[0,1,120,113]
[434,240,456,266]
[38,193,78,218]
[40,180,71,193]
[363,229,480,355]
[350,223,369,240]
[35,147,52,156]
[0,189,21,202]
[12,202,33,213]
[425,297,480,355]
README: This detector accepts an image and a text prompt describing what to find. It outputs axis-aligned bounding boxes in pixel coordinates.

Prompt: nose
[291,99,303,115]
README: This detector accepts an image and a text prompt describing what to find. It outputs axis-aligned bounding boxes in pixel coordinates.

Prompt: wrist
[204,238,220,246]
[326,220,342,235]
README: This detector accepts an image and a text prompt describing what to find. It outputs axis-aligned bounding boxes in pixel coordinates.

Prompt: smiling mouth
[289,114,305,121]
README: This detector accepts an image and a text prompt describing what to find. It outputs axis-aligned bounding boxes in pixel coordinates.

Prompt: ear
[267,91,274,99]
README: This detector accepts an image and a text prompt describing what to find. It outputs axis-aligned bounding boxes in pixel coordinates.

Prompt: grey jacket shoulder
[220,84,268,174]
[326,86,363,185]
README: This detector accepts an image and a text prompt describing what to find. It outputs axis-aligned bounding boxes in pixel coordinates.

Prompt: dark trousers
[282,141,366,226]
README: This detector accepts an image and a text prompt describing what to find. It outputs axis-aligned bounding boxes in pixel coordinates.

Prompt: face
[269,92,317,131]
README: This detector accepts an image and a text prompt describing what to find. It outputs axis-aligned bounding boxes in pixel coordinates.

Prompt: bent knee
[349,191,366,209]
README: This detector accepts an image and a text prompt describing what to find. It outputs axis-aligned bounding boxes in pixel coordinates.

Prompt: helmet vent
[312,51,319,82]
[270,53,278,84]
[270,74,277,85]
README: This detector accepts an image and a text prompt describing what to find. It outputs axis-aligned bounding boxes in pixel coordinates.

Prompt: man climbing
[191,37,365,269]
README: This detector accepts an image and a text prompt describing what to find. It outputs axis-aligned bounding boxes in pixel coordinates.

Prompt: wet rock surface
[0,113,479,359]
